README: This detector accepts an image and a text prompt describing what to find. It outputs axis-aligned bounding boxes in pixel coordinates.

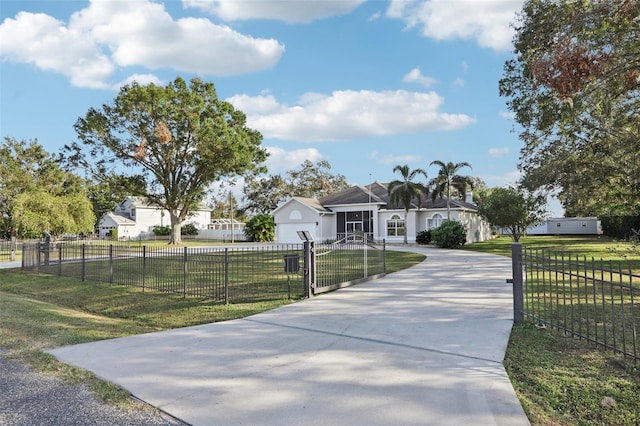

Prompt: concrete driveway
[49,247,529,426]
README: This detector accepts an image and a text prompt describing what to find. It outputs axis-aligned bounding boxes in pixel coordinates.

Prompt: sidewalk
[49,247,529,426]
[0,261,21,269]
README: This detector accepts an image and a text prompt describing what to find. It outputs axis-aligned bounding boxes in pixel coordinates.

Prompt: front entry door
[346,222,363,234]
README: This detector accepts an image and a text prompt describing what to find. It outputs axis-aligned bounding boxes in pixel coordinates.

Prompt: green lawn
[464,235,640,425]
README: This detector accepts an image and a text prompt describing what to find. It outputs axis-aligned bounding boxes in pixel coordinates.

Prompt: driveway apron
[49,248,530,426]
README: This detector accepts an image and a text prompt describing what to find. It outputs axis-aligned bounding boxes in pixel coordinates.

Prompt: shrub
[152,225,171,236]
[416,229,432,245]
[244,214,275,242]
[431,220,466,248]
[181,223,198,236]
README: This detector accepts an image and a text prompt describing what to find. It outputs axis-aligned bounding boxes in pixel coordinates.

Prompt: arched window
[387,214,405,237]
[428,213,443,230]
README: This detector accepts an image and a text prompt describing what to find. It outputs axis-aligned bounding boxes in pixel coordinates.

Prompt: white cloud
[452,77,466,87]
[482,169,521,187]
[386,0,522,51]
[265,146,323,171]
[114,73,164,89]
[0,12,114,89]
[368,11,382,22]
[227,90,476,142]
[402,68,436,88]
[183,0,365,23]
[499,110,516,120]
[488,147,510,158]
[372,153,423,165]
[0,0,284,89]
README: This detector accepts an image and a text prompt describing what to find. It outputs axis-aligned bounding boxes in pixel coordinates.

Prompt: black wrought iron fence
[23,242,306,303]
[511,243,639,361]
[0,239,21,262]
[22,237,386,303]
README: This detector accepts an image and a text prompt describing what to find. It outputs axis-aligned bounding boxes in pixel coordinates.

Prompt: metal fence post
[183,246,188,298]
[58,243,62,276]
[224,248,229,304]
[81,244,86,281]
[512,243,525,324]
[142,245,146,292]
[109,244,114,284]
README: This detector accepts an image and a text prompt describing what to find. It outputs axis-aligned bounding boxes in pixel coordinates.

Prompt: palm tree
[429,160,473,219]
[388,164,428,244]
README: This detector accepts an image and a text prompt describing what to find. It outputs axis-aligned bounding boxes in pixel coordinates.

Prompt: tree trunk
[169,212,182,245]
[403,210,408,245]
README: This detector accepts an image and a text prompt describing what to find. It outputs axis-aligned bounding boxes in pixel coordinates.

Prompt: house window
[387,214,405,237]
[427,213,443,230]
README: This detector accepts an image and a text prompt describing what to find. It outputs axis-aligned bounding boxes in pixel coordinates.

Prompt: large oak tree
[73,77,267,244]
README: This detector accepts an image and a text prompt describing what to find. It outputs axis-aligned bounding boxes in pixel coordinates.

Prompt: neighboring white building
[542,217,601,235]
[272,182,493,244]
[499,217,602,236]
[98,196,211,239]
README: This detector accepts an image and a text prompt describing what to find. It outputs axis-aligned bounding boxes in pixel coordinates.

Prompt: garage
[276,223,317,244]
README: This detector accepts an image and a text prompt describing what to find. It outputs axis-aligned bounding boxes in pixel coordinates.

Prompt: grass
[464,235,640,425]
[463,234,640,265]
[0,249,425,409]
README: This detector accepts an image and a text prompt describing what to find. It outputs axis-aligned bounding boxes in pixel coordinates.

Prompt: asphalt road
[0,351,186,426]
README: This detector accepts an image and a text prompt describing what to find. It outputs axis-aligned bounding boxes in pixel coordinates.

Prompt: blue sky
[1,0,560,214]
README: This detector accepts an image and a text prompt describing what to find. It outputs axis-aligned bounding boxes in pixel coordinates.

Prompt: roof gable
[272,197,332,215]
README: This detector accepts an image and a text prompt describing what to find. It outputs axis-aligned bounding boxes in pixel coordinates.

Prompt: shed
[548,217,601,235]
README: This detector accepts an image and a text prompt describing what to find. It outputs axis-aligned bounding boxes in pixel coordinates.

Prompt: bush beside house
[431,220,467,248]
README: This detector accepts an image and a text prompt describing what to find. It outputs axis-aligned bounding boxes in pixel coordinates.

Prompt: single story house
[272,182,493,244]
[98,196,211,239]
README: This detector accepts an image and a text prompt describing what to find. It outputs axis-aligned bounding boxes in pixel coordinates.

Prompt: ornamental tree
[429,160,473,219]
[0,137,92,238]
[388,164,429,245]
[477,186,547,242]
[73,77,267,244]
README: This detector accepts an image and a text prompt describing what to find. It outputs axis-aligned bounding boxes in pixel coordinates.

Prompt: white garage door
[276,223,316,244]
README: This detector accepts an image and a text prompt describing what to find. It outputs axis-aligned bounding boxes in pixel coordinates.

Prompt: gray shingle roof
[289,182,477,212]
[319,185,386,206]
[291,197,332,213]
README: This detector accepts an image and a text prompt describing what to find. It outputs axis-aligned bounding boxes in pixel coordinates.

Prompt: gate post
[511,243,524,324]
[303,241,315,297]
